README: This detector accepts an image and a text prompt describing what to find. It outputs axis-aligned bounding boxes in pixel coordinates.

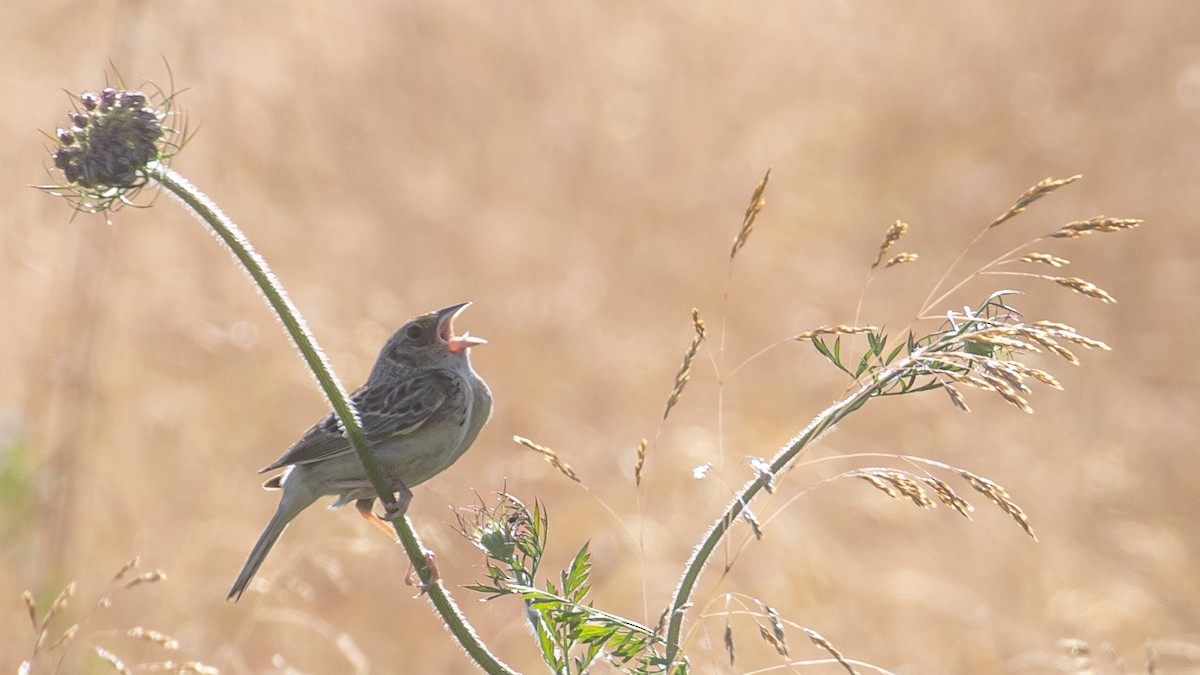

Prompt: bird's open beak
[437,302,488,353]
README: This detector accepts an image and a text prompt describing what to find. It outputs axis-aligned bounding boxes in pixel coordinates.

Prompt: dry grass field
[3,2,1199,673]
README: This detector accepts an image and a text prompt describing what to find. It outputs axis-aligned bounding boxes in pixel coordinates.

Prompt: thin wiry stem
[147,161,517,675]
[662,352,918,665]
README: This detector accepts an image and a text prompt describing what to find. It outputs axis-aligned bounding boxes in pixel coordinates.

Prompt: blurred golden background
[3,2,1198,673]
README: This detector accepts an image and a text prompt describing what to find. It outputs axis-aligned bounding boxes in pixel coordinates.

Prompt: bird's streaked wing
[259,371,450,472]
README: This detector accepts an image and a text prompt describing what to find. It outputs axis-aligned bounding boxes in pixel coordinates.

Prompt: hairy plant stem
[662,354,920,667]
[148,161,516,675]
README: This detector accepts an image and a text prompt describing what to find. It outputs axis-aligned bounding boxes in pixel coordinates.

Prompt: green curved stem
[149,161,516,675]
[661,361,914,667]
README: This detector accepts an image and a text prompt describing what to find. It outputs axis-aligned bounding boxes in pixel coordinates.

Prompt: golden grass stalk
[757,621,788,657]
[1051,276,1117,303]
[764,605,788,657]
[47,582,76,622]
[23,590,37,629]
[125,627,179,650]
[664,172,1137,669]
[921,476,974,518]
[1021,252,1070,267]
[988,174,1081,229]
[123,570,167,589]
[48,624,78,650]
[112,558,140,581]
[942,382,970,411]
[871,220,909,269]
[94,646,131,675]
[730,168,771,259]
[794,325,879,341]
[959,470,1036,540]
[850,468,935,509]
[1051,216,1143,238]
[1017,331,1081,365]
[885,252,919,268]
[1031,321,1111,349]
[803,628,857,675]
[662,309,707,421]
[512,435,580,482]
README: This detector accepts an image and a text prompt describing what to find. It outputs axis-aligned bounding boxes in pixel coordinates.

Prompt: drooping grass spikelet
[47,624,78,651]
[730,168,771,259]
[48,582,76,619]
[1051,216,1143,238]
[756,616,788,657]
[123,570,167,589]
[959,470,1036,540]
[988,175,1082,229]
[803,628,858,675]
[851,469,935,509]
[974,364,1035,413]
[885,252,919,268]
[125,627,179,650]
[921,476,974,518]
[871,220,909,269]
[1051,276,1117,303]
[513,436,580,482]
[1032,321,1111,351]
[112,557,140,581]
[1021,252,1070,267]
[764,605,788,657]
[942,382,970,412]
[94,646,130,675]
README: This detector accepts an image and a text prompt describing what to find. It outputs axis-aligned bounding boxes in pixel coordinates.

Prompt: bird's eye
[405,324,423,340]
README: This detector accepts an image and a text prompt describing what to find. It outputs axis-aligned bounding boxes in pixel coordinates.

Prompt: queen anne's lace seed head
[43,82,183,214]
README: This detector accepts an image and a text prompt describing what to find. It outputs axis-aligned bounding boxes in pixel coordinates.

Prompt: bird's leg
[381,480,413,521]
[352,478,413,538]
[355,498,398,539]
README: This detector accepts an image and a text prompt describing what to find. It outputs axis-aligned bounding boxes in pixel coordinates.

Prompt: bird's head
[376,302,487,373]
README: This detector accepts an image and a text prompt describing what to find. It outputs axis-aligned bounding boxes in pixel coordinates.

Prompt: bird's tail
[228,489,316,601]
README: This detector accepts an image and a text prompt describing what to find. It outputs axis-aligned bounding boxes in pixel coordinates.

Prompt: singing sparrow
[228,302,492,601]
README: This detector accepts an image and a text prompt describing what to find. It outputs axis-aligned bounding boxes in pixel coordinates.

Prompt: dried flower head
[40,77,185,213]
